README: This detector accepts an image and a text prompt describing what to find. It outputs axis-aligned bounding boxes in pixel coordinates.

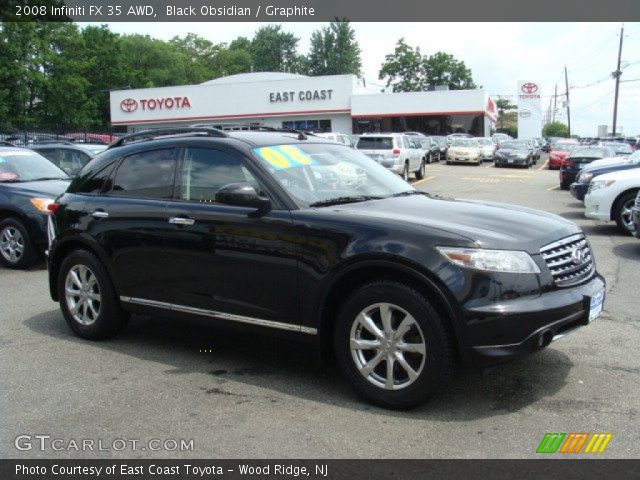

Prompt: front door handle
[92,210,109,219]
[168,217,195,226]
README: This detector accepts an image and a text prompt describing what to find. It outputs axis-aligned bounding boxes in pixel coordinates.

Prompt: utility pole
[564,66,571,136]
[612,26,624,136]
[552,84,558,122]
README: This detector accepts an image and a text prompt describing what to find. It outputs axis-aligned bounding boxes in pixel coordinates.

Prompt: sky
[86,22,640,136]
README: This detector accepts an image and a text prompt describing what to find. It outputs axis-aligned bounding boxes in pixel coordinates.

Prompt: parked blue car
[570,151,640,201]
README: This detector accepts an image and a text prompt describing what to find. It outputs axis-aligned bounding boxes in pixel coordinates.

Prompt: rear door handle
[168,217,195,226]
[92,210,109,219]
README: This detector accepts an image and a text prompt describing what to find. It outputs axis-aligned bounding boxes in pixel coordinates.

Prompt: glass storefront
[352,114,485,136]
[282,119,332,132]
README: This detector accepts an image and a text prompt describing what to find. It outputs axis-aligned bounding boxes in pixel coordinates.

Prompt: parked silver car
[356,134,424,180]
[476,137,497,161]
[315,132,356,148]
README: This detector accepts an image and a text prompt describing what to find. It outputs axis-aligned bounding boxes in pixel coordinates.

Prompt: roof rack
[190,123,309,140]
[108,127,229,149]
[31,140,76,145]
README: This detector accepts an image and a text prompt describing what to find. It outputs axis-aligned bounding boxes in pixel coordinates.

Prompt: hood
[592,166,640,182]
[449,146,480,153]
[1,179,70,198]
[329,195,580,252]
[584,156,629,170]
[499,147,528,155]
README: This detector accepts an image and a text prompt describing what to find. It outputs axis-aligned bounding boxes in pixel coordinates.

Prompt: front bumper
[584,190,611,221]
[569,182,588,201]
[464,274,605,367]
[496,156,527,166]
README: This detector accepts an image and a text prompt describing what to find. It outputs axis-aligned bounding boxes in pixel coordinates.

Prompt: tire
[415,160,426,180]
[0,218,38,269]
[401,163,410,181]
[57,249,128,339]
[613,191,638,235]
[333,281,453,409]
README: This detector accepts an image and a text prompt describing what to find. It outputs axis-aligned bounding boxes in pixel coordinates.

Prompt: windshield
[81,145,107,155]
[569,148,610,159]
[501,141,528,149]
[477,138,493,146]
[356,137,394,150]
[605,143,633,154]
[252,143,412,208]
[0,149,69,182]
[552,143,577,152]
[450,139,477,147]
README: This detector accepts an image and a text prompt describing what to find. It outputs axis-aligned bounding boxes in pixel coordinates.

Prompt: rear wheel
[57,249,128,339]
[0,218,38,269]
[613,191,638,235]
[401,163,410,181]
[334,281,453,409]
[415,160,426,180]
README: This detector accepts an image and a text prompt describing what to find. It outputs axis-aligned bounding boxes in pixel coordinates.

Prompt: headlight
[30,198,55,213]
[590,179,615,192]
[578,172,593,183]
[437,247,541,273]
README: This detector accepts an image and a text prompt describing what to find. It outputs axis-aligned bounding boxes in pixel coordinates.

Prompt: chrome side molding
[119,296,317,335]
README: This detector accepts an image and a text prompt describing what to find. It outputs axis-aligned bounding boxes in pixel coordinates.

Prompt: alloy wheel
[620,199,635,232]
[350,302,426,390]
[0,226,24,264]
[64,265,102,325]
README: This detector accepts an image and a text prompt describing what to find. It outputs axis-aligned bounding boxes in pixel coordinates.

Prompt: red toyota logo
[521,83,538,94]
[120,98,138,113]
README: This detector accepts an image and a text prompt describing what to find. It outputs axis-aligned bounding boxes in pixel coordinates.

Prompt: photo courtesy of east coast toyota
[46,127,605,409]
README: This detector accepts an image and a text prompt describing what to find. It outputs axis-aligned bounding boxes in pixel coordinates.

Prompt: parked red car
[548,140,580,170]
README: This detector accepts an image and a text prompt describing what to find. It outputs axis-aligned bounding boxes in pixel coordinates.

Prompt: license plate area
[589,290,604,322]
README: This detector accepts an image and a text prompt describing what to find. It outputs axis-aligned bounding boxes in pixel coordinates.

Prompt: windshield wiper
[389,190,429,198]
[309,195,384,208]
[26,177,69,182]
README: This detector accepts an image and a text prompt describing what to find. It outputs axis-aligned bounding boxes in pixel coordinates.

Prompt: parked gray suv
[356,134,424,180]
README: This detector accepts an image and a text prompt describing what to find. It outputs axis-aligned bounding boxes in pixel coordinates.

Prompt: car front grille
[540,234,595,287]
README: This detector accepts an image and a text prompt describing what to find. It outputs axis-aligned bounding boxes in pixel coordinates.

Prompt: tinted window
[110,149,176,199]
[180,148,257,203]
[356,137,394,150]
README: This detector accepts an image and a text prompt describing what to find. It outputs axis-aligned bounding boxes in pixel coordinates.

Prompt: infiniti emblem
[570,247,585,265]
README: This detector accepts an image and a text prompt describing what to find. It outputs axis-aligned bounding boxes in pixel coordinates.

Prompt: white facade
[110,72,495,135]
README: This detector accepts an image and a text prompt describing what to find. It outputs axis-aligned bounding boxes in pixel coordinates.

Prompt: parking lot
[1,155,639,459]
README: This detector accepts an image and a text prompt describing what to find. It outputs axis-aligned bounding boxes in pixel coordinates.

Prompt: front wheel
[334,281,453,409]
[614,191,638,235]
[57,249,128,339]
[0,218,38,269]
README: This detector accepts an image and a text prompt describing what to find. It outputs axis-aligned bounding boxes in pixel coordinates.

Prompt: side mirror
[215,183,271,214]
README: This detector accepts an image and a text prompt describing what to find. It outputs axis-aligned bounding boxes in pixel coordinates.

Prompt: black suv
[47,127,606,409]
[0,146,70,268]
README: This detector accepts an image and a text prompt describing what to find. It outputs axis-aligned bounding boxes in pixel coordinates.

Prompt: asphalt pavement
[1,156,638,459]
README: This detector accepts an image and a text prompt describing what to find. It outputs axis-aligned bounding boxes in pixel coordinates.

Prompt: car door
[83,147,177,302]
[162,146,300,326]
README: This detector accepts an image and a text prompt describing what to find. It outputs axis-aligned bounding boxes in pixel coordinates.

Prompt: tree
[495,98,517,131]
[379,39,476,92]
[422,52,476,90]
[543,121,570,138]
[307,20,361,76]
[249,25,302,73]
[378,39,425,92]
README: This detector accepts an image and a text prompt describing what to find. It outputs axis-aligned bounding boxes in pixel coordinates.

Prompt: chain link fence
[0,124,127,147]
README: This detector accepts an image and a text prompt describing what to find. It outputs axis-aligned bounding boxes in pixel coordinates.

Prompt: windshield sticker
[0,172,17,180]
[0,157,5,163]
[253,145,315,170]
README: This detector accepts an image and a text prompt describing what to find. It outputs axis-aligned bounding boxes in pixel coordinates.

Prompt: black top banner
[3,0,640,21]
[2,459,640,480]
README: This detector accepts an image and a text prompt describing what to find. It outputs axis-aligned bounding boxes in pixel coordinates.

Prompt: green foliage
[379,39,476,92]
[543,121,570,138]
[0,21,363,128]
[307,21,361,76]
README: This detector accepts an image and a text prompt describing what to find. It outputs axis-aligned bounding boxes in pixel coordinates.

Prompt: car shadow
[557,210,586,220]
[579,224,624,237]
[24,309,573,421]
[612,242,640,260]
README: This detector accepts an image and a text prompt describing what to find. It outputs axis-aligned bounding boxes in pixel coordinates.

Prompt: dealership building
[110,72,496,136]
